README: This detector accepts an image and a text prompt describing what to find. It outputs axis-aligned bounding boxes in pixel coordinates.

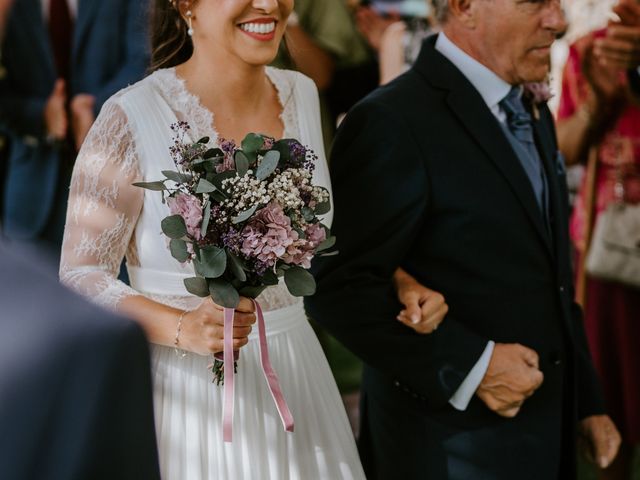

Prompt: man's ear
[449,0,478,29]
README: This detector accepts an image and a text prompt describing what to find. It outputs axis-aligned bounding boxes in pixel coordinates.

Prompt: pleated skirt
[150,302,365,480]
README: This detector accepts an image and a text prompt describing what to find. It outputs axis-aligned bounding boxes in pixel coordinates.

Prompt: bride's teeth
[240,22,276,34]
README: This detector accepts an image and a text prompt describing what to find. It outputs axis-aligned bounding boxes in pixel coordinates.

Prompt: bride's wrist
[173,309,190,358]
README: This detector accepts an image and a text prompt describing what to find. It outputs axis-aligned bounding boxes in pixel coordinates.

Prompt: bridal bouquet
[136,121,334,366]
[135,122,334,441]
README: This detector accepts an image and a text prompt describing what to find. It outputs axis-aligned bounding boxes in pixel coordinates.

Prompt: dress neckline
[159,66,296,146]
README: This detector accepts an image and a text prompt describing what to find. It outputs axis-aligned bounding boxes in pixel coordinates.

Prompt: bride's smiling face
[185,0,293,66]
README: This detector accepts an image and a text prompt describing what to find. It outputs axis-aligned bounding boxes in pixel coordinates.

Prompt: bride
[60,0,445,478]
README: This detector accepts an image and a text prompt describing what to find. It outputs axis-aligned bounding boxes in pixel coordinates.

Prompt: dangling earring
[186,10,194,36]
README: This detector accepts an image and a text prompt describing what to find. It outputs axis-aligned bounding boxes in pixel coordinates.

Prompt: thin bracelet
[173,310,189,358]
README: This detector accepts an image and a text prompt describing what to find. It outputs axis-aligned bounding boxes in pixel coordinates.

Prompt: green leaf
[209,279,240,308]
[197,136,210,144]
[201,201,211,237]
[302,207,315,222]
[316,236,336,252]
[232,205,258,224]
[161,215,187,239]
[203,148,224,159]
[241,133,264,153]
[262,269,279,286]
[184,276,210,297]
[284,266,316,296]
[195,245,227,278]
[170,238,190,262]
[234,151,250,176]
[226,250,247,282]
[161,170,192,184]
[132,180,166,191]
[239,285,267,299]
[195,178,217,194]
[314,200,331,215]
[256,150,280,181]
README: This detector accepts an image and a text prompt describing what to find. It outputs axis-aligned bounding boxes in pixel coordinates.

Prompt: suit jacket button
[549,352,562,366]
[394,381,400,388]
[559,286,565,293]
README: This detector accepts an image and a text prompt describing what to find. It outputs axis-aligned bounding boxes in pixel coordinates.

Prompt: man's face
[473,0,567,84]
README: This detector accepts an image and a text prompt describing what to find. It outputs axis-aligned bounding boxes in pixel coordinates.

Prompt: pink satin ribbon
[222,301,295,443]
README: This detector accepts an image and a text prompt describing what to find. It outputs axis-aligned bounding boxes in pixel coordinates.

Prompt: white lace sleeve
[60,98,143,310]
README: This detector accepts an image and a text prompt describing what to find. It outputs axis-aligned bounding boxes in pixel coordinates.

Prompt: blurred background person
[556,1,640,478]
[356,0,435,84]
[0,242,160,480]
[0,0,149,263]
[272,0,370,151]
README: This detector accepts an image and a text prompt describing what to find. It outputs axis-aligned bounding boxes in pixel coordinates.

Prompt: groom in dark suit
[306,0,621,478]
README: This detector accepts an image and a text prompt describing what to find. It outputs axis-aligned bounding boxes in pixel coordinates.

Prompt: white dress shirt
[41,0,79,21]
[435,32,505,411]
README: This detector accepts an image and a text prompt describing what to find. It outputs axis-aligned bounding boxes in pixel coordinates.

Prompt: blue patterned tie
[500,87,548,217]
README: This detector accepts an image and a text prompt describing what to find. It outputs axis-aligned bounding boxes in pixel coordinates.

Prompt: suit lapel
[73,0,100,61]
[532,107,562,259]
[18,0,55,79]
[413,37,554,258]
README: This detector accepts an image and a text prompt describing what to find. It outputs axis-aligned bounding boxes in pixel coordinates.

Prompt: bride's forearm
[118,295,183,348]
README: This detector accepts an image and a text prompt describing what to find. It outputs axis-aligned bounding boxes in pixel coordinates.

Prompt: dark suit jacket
[306,35,604,480]
[0,0,149,242]
[0,244,160,480]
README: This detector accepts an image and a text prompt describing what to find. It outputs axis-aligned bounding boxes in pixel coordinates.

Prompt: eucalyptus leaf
[201,201,211,237]
[226,250,247,282]
[204,148,224,159]
[170,238,190,263]
[232,205,258,224]
[234,151,250,176]
[241,133,264,153]
[314,201,331,215]
[132,180,166,191]
[284,266,316,296]
[184,276,210,297]
[239,285,267,299]
[162,170,192,184]
[197,136,210,145]
[211,190,227,202]
[195,246,227,278]
[262,269,279,286]
[209,279,240,309]
[195,178,217,194]
[256,151,280,181]
[302,207,315,222]
[161,215,187,239]
[316,236,336,252]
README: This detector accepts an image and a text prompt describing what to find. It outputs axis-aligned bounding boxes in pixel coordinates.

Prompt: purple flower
[168,193,203,240]
[305,223,326,248]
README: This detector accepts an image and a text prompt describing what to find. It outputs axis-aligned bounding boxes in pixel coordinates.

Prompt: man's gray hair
[431,0,450,24]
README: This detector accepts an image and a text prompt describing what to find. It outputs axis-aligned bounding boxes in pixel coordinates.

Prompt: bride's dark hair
[149,0,193,71]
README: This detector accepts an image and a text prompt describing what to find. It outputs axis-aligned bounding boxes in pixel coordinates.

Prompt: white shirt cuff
[449,340,495,411]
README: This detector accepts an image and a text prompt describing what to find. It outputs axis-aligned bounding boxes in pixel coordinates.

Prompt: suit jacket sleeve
[305,98,489,407]
[93,1,149,113]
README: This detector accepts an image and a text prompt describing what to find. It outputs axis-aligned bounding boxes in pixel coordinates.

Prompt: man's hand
[44,79,68,141]
[594,0,640,70]
[583,40,627,109]
[355,6,400,52]
[393,268,448,334]
[70,94,96,151]
[476,343,544,418]
[579,415,621,469]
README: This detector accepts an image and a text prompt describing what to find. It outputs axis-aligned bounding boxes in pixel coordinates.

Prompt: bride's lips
[238,18,278,42]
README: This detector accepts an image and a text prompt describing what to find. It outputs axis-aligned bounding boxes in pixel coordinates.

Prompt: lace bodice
[60,67,332,313]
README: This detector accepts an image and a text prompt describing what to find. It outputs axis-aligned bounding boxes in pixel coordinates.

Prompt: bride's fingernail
[411,314,420,324]
[599,457,608,468]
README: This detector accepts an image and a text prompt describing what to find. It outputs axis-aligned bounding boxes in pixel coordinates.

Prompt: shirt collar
[435,32,513,112]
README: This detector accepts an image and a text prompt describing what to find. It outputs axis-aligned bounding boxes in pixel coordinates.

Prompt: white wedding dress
[60,67,365,480]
